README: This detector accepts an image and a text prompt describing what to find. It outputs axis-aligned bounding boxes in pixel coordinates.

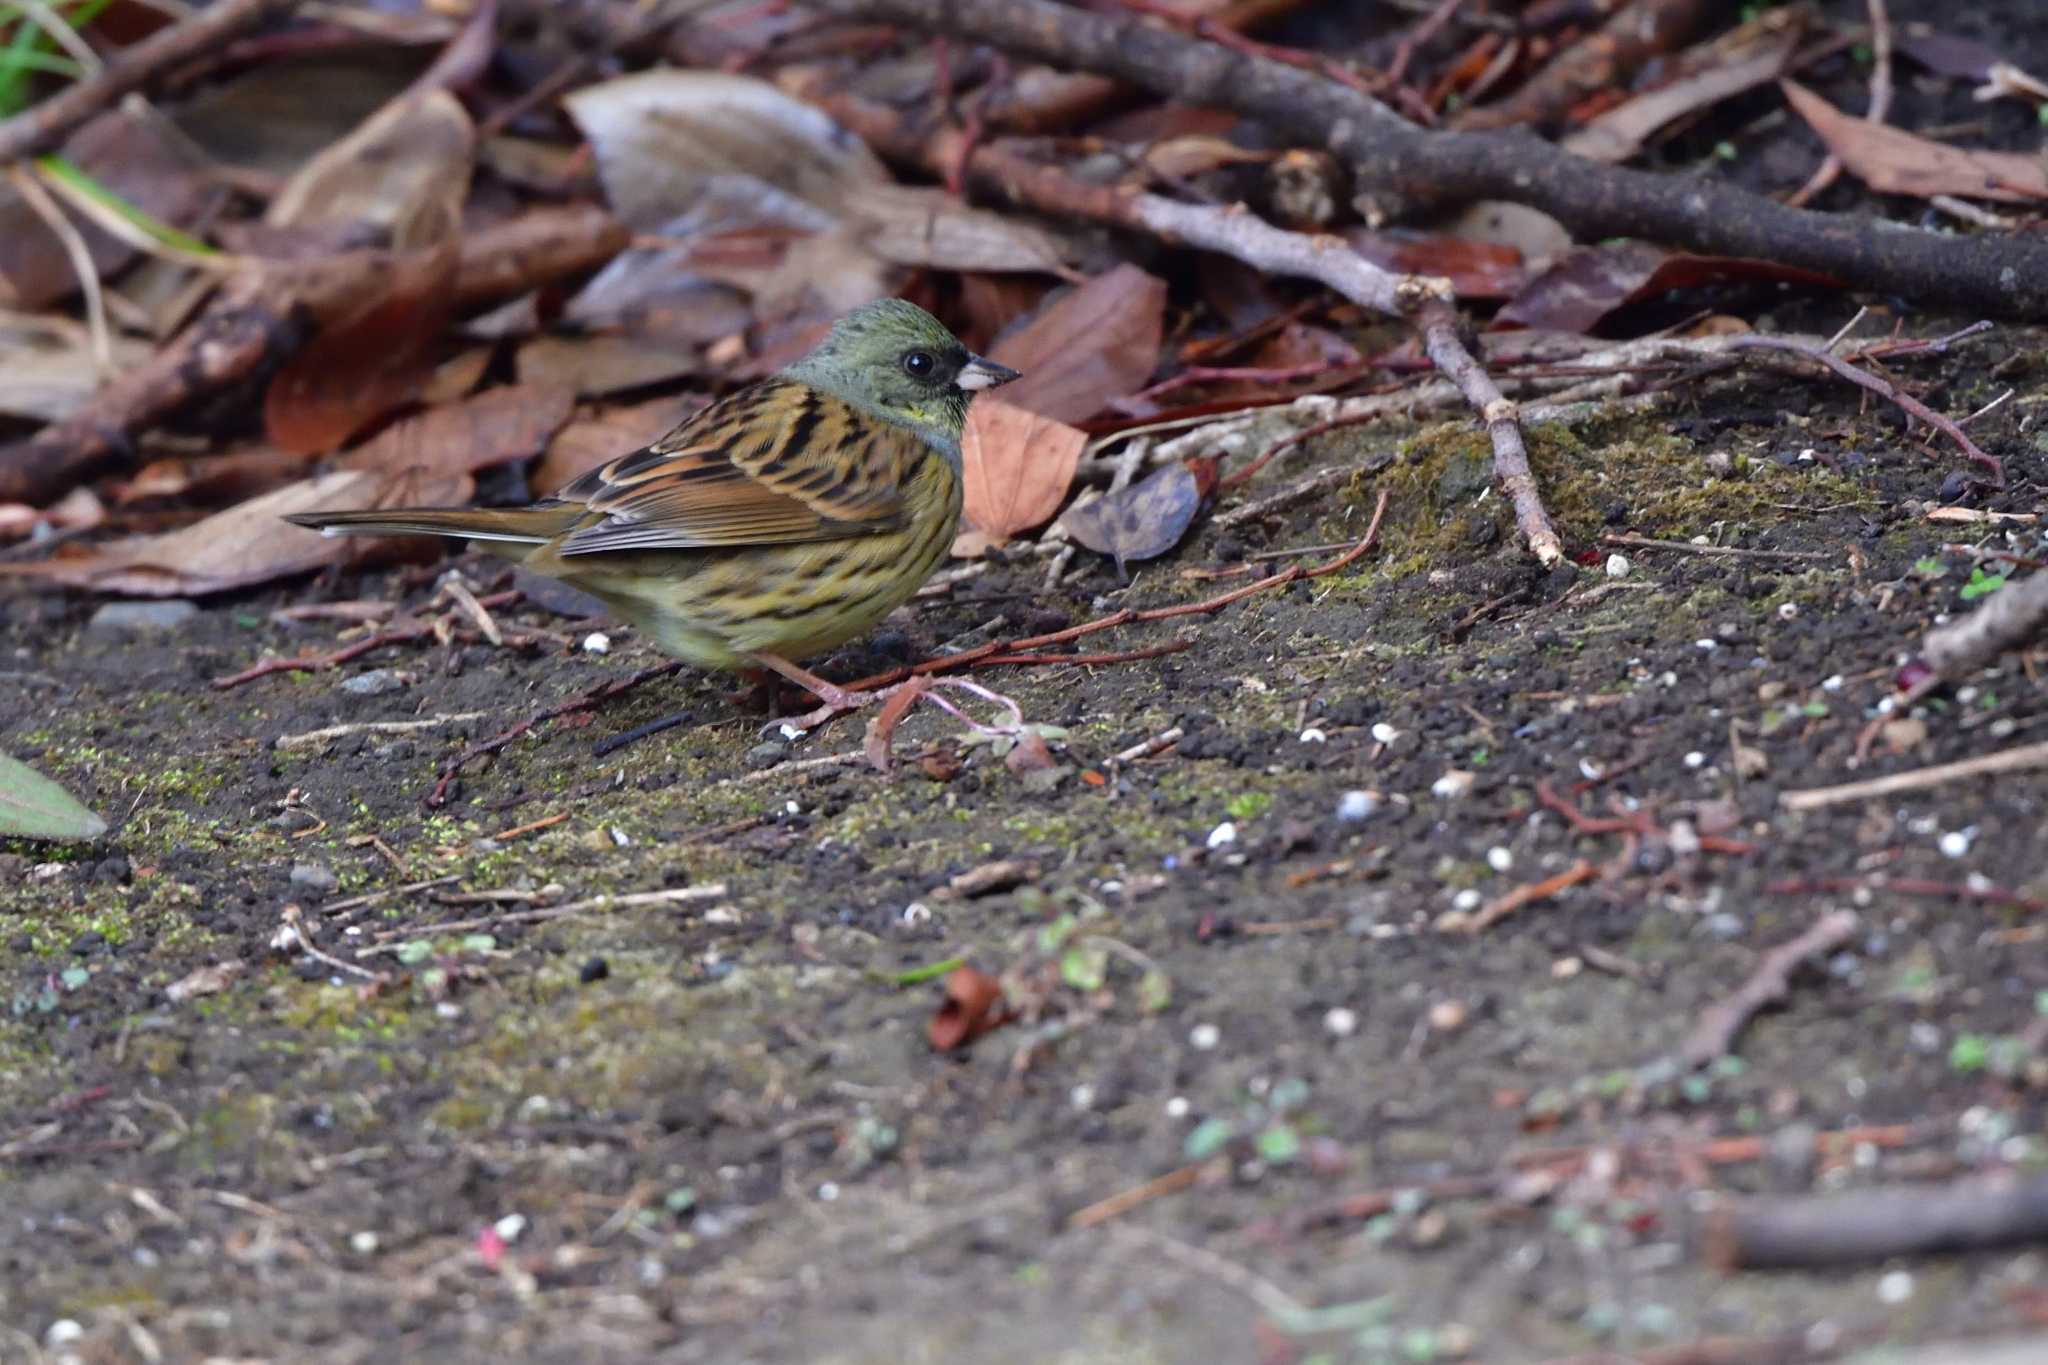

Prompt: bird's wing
[547,379,921,556]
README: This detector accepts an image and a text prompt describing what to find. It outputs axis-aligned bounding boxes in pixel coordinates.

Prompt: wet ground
[6,324,2048,1362]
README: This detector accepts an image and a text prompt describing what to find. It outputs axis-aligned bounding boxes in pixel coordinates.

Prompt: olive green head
[782,298,1019,462]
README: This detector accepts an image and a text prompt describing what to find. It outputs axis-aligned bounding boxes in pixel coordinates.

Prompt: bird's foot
[749,654,877,737]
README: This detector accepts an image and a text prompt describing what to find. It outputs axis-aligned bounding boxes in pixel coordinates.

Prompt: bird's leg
[750,653,879,733]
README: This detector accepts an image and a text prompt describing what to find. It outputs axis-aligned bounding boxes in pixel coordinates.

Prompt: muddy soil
[7,318,2048,1364]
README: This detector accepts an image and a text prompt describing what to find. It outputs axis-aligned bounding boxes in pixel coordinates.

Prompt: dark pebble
[580,957,610,984]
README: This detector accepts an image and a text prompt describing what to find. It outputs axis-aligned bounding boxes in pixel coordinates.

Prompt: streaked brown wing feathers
[549,380,916,556]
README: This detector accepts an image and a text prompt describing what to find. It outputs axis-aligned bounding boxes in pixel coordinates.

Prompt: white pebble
[1578,759,1604,782]
[1432,770,1475,799]
[1336,790,1378,823]
[1684,751,1707,769]
[1695,638,1720,651]
[581,632,610,654]
[1876,1270,1914,1305]
[784,800,802,816]
[817,1181,839,1202]
[1298,727,1328,744]
[900,902,931,926]
[1207,821,1238,849]
[350,1230,379,1254]
[1605,553,1631,579]
[1453,888,1483,912]
[1189,1023,1221,1051]
[1165,1096,1190,1119]
[1324,1007,1358,1038]
[44,1320,83,1348]
[493,1214,527,1244]
[1487,846,1513,873]
[1777,602,1799,620]
[1938,830,1973,859]
[1371,722,1400,744]
[1821,674,1845,693]
[1070,1084,1095,1111]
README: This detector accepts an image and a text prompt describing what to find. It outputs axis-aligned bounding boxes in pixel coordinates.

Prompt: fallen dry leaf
[0,312,150,423]
[0,111,215,310]
[958,398,1086,547]
[263,238,461,455]
[335,382,576,483]
[987,264,1167,424]
[1061,461,1205,576]
[0,467,467,596]
[261,89,477,454]
[119,446,316,506]
[515,332,703,398]
[1781,80,2048,202]
[928,965,1011,1051]
[1496,241,1841,334]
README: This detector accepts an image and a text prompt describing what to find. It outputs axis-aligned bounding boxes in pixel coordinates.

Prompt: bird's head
[784,298,1019,462]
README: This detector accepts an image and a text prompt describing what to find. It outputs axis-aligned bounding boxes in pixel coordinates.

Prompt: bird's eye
[901,350,935,378]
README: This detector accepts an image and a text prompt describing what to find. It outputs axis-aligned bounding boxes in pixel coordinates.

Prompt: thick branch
[0,0,305,165]
[815,0,2048,319]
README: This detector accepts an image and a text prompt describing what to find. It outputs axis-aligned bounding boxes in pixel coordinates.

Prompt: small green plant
[1960,566,2008,602]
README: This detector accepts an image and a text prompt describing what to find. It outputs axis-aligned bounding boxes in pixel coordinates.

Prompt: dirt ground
[8,319,2048,1363]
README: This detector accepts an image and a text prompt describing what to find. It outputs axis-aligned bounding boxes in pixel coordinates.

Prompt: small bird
[288,299,1019,723]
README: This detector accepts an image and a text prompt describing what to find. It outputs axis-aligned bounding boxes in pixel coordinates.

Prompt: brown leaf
[266,89,476,249]
[534,394,704,495]
[1496,242,1841,334]
[262,237,461,456]
[0,111,215,310]
[336,383,576,482]
[0,467,468,596]
[0,312,150,422]
[260,89,477,455]
[958,398,1086,546]
[1781,80,2048,202]
[515,333,703,398]
[1060,461,1204,576]
[988,265,1167,423]
[119,446,314,505]
[928,966,1010,1051]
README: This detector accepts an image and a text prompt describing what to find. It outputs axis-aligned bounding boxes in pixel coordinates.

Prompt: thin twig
[1780,740,2048,811]
[1672,910,1859,1070]
[8,163,110,374]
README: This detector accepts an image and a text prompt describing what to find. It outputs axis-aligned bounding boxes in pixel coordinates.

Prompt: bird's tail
[284,506,582,559]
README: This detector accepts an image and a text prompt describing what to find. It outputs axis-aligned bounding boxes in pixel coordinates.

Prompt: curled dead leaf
[959,398,1085,546]
[1060,461,1205,576]
[928,966,1011,1052]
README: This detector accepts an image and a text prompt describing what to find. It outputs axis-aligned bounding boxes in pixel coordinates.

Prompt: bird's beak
[955,355,1020,392]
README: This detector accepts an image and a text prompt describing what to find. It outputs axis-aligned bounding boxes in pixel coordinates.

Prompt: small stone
[290,862,339,894]
[1703,912,1745,941]
[1336,790,1378,823]
[493,1213,528,1244]
[582,632,611,654]
[1189,1023,1220,1051]
[1767,1122,1820,1186]
[44,1319,84,1348]
[1486,846,1513,873]
[1206,821,1237,849]
[1876,1269,1914,1305]
[579,957,609,984]
[1324,1007,1358,1038]
[1777,601,1799,620]
[1432,769,1475,800]
[349,1230,379,1255]
[1370,722,1400,745]
[1298,727,1327,743]
[1604,553,1631,579]
[1427,1000,1468,1033]
[339,668,405,696]
[87,600,198,633]
[745,740,788,770]
[1938,829,1973,859]
[1684,751,1707,769]
[1552,956,1582,979]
